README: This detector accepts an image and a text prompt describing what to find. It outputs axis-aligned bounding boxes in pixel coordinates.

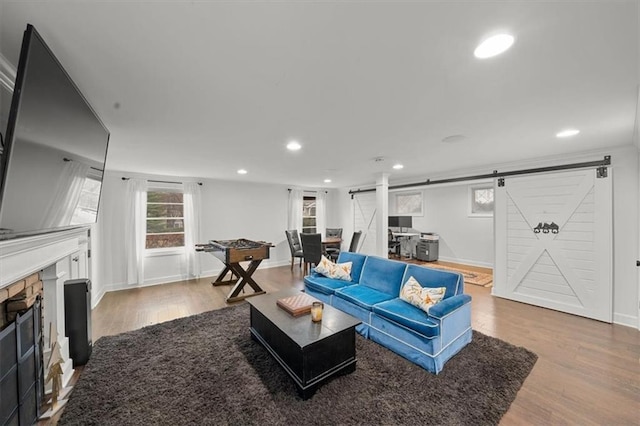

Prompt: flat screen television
[388,215,412,230]
[0,24,109,239]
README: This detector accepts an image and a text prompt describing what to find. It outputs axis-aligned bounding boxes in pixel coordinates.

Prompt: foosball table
[196,238,273,303]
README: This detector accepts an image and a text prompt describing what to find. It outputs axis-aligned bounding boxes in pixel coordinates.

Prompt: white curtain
[42,160,89,228]
[315,190,327,240]
[183,182,202,279]
[287,189,303,231]
[124,178,147,286]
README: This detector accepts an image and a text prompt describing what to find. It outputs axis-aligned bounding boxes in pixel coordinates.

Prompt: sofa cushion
[372,298,440,338]
[336,252,367,283]
[334,284,396,311]
[315,255,352,281]
[399,276,446,313]
[403,264,464,298]
[359,256,407,296]
[304,273,353,295]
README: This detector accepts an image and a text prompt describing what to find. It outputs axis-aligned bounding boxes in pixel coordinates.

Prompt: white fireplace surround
[0,226,91,386]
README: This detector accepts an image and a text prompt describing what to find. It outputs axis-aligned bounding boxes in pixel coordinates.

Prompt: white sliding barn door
[353,193,377,255]
[494,168,612,322]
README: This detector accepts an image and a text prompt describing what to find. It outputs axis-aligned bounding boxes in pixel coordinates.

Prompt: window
[302,196,316,233]
[70,177,101,225]
[395,192,423,216]
[469,185,494,217]
[146,189,185,249]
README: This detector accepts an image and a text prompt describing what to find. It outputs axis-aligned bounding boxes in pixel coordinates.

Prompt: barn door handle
[533,222,559,234]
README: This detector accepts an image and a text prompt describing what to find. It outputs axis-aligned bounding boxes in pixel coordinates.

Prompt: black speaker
[64,279,92,367]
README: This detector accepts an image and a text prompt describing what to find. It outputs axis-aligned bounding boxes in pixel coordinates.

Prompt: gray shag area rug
[59,304,537,426]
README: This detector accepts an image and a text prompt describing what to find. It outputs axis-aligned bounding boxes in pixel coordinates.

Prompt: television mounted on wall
[0,24,110,239]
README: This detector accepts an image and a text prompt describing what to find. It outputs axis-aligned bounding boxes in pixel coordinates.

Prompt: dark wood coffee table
[247,288,361,399]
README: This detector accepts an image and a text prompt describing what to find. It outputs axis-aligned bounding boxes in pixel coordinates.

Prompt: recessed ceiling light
[392,164,404,170]
[286,140,301,151]
[324,179,332,183]
[237,169,248,175]
[474,34,515,59]
[556,129,580,138]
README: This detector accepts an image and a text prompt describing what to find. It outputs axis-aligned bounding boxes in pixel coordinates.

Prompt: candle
[311,302,323,322]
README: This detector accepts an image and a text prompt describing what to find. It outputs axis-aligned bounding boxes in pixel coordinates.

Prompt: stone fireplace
[0,227,91,423]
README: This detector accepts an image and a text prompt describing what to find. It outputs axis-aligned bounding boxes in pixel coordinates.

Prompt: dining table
[322,236,342,259]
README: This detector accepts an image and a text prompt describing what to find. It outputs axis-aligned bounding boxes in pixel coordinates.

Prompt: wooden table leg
[225,260,266,303]
[211,265,239,286]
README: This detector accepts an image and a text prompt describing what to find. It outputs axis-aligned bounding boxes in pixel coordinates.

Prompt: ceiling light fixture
[324,179,332,183]
[556,129,580,138]
[286,140,301,151]
[237,169,248,175]
[392,164,404,170]
[474,34,515,59]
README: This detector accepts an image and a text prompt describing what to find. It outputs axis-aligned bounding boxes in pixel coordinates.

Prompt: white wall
[610,147,639,326]
[198,178,292,277]
[390,184,494,268]
[92,172,339,304]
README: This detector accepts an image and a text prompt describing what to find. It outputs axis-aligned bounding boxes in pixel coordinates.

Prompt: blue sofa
[304,252,472,374]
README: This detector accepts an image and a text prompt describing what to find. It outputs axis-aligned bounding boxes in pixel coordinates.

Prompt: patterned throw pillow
[315,255,352,281]
[399,276,446,313]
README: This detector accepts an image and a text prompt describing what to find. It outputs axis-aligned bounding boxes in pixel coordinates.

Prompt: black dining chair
[325,230,362,261]
[325,227,343,261]
[300,233,323,275]
[348,231,363,253]
[285,229,304,270]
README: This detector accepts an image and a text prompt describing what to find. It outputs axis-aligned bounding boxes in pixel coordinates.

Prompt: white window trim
[468,184,494,218]
[145,246,186,257]
[146,184,186,251]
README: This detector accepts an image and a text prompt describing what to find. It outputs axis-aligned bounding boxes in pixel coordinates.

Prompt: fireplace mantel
[1,226,92,387]
[0,227,90,289]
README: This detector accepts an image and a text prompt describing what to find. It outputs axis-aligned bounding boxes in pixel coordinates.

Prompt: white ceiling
[1,1,638,189]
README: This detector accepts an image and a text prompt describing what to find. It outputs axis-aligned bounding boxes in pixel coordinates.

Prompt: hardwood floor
[75,264,638,424]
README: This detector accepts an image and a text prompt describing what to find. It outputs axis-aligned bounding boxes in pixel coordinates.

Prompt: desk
[392,232,420,258]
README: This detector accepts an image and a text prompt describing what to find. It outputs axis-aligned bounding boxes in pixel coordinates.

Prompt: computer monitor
[389,216,412,232]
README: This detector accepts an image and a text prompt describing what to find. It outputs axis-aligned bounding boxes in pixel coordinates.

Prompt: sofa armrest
[428,294,472,319]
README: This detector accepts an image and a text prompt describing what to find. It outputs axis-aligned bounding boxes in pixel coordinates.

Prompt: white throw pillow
[399,276,446,313]
[314,255,352,281]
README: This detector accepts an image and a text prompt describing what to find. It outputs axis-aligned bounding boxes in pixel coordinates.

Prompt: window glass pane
[71,177,101,225]
[302,196,317,234]
[148,192,183,203]
[147,218,184,233]
[471,187,494,214]
[303,198,316,216]
[146,234,185,249]
[146,190,185,249]
[302,217,316,227]
[147,204,184,218]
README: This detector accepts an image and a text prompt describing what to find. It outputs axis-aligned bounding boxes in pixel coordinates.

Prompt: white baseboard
[91,287,106,309]
[96,259,292,306]
[613,312,639,329]
[437,256,493,270]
